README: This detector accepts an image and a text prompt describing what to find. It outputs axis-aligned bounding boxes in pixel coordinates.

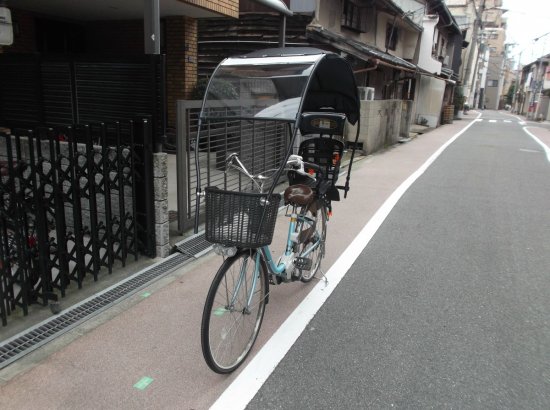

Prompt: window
[385,23,398,51]
[487,79,498,87]
[341,0,367,32]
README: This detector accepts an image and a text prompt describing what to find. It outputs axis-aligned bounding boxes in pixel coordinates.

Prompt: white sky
[502,0,550,65]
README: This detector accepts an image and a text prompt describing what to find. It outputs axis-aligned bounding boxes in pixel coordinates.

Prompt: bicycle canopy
[200,47,360,125]
[193,48,362,233]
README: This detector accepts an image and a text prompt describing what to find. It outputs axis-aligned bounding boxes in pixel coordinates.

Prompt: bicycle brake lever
[225,152,239,169]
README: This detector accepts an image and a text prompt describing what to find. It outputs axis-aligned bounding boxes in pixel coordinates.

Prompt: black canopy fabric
[303,53,360,125]
[239,48,360,125]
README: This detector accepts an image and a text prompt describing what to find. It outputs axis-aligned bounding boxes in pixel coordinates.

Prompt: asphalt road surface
[247,111,550,409]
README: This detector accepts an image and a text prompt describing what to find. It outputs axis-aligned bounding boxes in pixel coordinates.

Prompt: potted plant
[453,88,466,119]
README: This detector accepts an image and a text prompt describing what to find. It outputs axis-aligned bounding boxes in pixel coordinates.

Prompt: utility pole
[511,49,523,113]
[478,45,489,109]
[464,0,486,105]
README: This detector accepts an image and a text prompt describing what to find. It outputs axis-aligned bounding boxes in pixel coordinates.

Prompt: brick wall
[165,16,198,134]
[186,0,238,18]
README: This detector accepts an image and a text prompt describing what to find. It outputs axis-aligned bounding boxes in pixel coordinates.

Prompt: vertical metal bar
[6,133,29,315]
[223,118,228,190]
[51,128,69,297]
[0,131,10,325]
[69,126,86,288]
[206,122,211,187]
[100,123,114,272]
[239,120,243,191]
[251,121,256,175]
[262,121,270,173]
[85,125,100,279]
[115,122,128,266]
[28,129,50,306]
[279,14,286,48]
[129,120,139,261]
[176,101,187,234]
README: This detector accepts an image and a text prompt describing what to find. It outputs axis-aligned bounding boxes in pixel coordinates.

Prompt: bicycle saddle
[284,184,314,206]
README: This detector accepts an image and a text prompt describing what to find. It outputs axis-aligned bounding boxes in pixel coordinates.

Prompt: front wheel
[201,249,267,373]
[295,200,327,282]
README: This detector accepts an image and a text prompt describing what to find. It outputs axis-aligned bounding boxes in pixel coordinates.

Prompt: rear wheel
[295,200,327,282]
[201,250,267,373]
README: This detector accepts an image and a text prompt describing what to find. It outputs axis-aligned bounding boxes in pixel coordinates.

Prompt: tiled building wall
[165,16,198,134]
[187,0,238,18]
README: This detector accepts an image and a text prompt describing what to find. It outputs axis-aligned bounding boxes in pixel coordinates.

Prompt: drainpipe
[144,0,164,152]
[279,15,286,47]
[144,0,160,54]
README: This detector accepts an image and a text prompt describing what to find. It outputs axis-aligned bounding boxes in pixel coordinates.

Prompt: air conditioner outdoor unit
[358,87,375,101]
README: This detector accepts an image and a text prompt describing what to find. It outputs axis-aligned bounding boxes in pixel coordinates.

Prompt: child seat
[289,112,346,201]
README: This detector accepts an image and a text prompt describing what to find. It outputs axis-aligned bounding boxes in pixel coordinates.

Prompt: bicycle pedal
[294,257,312,270]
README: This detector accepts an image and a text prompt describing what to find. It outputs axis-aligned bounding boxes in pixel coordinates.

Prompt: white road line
[519,121,526,125]
[523,127,550,163]
[504,120,512,123]
[489,120,497,123]
[519,148,541,153]
[210,115,483,410]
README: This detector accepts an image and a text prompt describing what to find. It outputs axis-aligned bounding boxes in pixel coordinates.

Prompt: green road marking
[213,307,228,316]
[134,376,154,390]
[141,292,151,298]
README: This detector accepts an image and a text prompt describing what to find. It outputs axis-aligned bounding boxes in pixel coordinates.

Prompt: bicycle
[194,47,361,373]
[200,152,334,373]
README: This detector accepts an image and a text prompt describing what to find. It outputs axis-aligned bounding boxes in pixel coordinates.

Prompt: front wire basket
[205,187,281,248]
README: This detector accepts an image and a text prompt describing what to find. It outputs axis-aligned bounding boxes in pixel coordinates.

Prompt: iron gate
[0,119,152,327]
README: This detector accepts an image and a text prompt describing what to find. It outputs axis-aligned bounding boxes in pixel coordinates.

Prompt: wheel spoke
[296,201,326,282]
[201,251,267,373]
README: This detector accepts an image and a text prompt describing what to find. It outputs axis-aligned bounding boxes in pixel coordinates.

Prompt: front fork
[228,251,268,314]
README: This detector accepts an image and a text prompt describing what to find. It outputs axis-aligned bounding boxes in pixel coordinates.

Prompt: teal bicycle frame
[230,208,321,312]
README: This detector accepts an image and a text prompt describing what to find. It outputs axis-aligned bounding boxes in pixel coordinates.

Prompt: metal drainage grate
[173,232,213,258]
[0,233,211,370]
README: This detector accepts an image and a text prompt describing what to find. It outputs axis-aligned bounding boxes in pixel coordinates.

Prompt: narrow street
[240,110,550,409]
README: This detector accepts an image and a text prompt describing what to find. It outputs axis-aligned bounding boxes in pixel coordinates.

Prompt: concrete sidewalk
[0,112,483,409]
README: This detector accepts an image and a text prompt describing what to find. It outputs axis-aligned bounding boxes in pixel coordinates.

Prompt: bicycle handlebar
[224,153,323,191]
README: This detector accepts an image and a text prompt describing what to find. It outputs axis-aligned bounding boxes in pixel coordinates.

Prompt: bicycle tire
[296,200,327,282]
[201,249,267,373]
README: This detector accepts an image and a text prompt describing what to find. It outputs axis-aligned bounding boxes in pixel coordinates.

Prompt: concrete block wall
[153,153,170,257]
[347,100,403,155]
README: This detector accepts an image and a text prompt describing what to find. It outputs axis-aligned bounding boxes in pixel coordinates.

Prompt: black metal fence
[0,119,154,327]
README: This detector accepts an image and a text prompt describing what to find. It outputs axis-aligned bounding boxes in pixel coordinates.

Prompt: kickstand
[313,268,329,288]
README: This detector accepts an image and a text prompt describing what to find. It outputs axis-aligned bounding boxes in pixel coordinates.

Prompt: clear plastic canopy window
[200,55,324,121]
